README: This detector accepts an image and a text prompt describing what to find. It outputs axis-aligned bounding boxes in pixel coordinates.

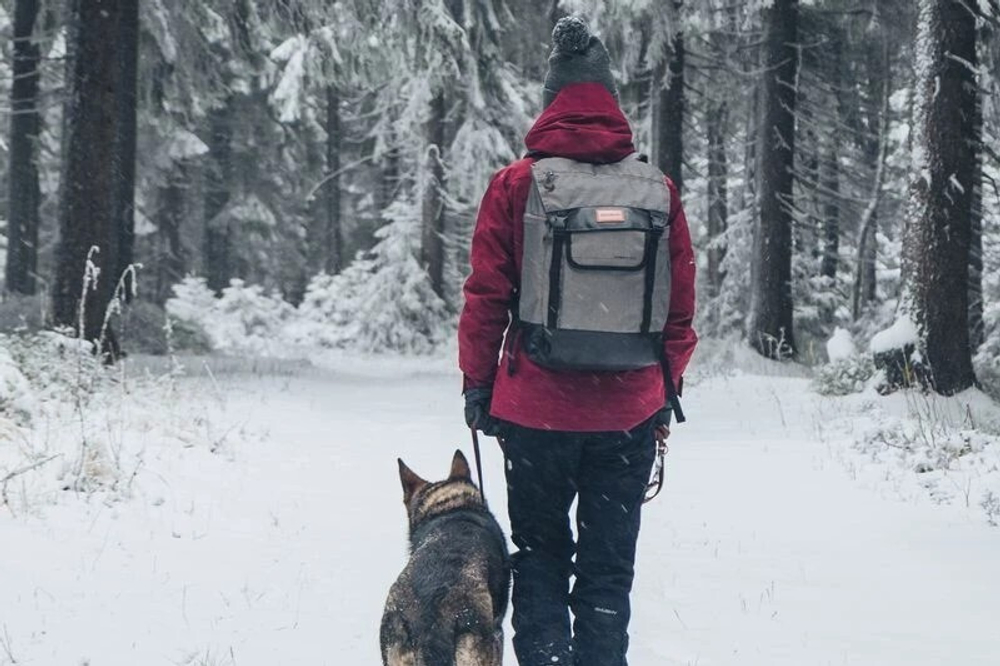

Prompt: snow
[0,346,35,424]
[870,316,919,354]
[166,129,210,161]
[226,194,278,229]
[826,326,856,362]
[144,0,179,64]
[2,353,998,665]
[270,35,309,123]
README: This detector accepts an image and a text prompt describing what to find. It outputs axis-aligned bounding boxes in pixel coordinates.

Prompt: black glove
[464,387,503,437]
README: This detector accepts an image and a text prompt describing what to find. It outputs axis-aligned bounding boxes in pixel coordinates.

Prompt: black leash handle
[471,428,486,500]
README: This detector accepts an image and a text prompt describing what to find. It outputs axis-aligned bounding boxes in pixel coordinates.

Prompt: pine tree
[52,0,140,353]
[896,0,978,394]
[5,0,42,296]
[324,84,344,275]
[653,1,684,192]
[748,0,800,359]
[204,102,234,295]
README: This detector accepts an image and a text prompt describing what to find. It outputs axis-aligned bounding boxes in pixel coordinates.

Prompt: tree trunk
[115,0,140,299]
[749,0,799,359]
[819,142,840,282]
[155,164,188,305]
[376,146,399,216]
[324,84,343,275]
[204,103,233,295]
[852,114,887,321]
[421,91,447,299]
[796,99,818,258]
[706,97,728,300]
[819,29,844,286]
[6,0,42,296]
[853,34,890,319]
[899,0,977,395]
[969,62,984,351]
[969,180,983,349]
[633,23,653,123]
[861,215,877,304]
[53,0,140,353]
[654,4,685,192]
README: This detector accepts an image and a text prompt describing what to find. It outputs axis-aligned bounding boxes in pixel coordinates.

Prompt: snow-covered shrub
[0,343,37,424]
[214,279,295,353]
[165,197,453,357]
[813,328,874,396]
[166,277,293,355]
[982,491,1000,527]
[165,276,216,332]
[813,355,875,396]
[858,419,991,475]
[288,271,354,348]
[290,199,451,354]
[0,329,119,446]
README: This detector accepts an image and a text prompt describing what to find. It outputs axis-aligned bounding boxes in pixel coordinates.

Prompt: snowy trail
[2,361,999,665]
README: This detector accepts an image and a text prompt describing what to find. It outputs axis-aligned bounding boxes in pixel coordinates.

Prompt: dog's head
[397,450,482,528]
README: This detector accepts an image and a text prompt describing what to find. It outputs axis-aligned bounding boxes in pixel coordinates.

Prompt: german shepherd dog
[380,450,509,666]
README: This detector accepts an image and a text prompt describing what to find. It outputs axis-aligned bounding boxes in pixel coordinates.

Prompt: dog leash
[470,428,486,500]
[643,426,670,504]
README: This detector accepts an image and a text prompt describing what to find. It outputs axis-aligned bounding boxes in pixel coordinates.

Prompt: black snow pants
[502,419,657,666]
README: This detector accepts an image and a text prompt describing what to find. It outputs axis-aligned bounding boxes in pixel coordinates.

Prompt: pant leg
[570,421,657,666]
[503,425,581,666]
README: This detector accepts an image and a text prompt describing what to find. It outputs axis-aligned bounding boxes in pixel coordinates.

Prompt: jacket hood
[524,82,635,164]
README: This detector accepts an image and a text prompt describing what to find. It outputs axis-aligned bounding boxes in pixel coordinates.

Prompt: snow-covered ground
[1,351,999,665]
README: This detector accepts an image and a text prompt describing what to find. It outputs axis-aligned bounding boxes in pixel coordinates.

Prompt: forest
[1,0,999,397]
[3,3,1000,663]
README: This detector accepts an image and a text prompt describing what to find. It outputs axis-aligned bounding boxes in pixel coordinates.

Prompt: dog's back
[381,452,509,666]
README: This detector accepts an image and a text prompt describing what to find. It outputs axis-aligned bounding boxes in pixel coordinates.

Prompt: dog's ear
[450,449,472,481]
[398,459,428,504]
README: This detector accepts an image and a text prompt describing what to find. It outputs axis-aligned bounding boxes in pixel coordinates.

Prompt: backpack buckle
[541,170,557,192]
[546,213,568,230]
[650,211,668,230]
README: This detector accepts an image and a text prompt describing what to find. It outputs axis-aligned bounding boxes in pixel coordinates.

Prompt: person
[458,16,697,666]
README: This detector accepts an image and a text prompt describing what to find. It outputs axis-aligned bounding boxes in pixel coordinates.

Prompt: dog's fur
[380,450,510,666]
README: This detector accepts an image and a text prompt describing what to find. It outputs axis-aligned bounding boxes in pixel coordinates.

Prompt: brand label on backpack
[595,208,626,224]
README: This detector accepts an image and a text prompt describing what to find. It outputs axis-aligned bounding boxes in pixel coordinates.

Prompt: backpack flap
[561,207,663,272]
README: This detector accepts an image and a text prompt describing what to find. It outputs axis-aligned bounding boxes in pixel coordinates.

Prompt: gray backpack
[518,155,673,375]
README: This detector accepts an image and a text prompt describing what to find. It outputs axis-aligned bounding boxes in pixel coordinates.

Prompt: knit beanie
[542,17,618,108]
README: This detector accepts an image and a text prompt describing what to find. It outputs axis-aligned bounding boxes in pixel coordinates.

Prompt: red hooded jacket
[458,82,697,432]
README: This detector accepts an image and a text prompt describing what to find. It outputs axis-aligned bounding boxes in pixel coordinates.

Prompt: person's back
[458,17,697,666]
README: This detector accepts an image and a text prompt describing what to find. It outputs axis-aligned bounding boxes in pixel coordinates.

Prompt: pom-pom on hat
[542,17,618,108]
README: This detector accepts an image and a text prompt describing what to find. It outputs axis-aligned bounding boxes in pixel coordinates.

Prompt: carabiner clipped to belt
[643,426,670,503]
